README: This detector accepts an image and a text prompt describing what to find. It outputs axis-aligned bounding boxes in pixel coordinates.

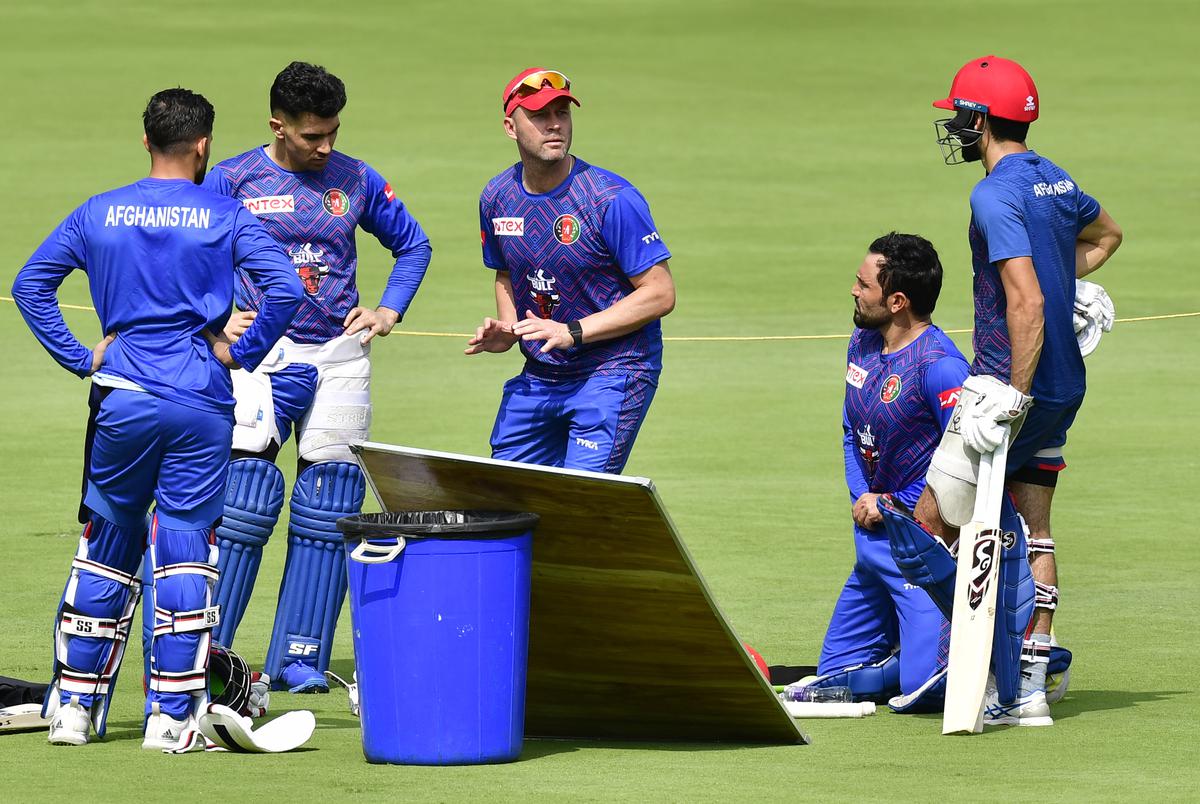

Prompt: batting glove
[960,375,1033,454]
[1073,280,1115,357]
[245,672,271,719]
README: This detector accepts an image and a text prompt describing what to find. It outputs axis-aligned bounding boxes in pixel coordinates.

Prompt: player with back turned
[467,68,676,473]
[202,62,432,693]
[11,89,303,749]
[880,56,1122,726]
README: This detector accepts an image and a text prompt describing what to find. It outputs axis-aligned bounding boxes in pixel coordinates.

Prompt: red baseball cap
[503,67,580,117]
[933,56,1039,123]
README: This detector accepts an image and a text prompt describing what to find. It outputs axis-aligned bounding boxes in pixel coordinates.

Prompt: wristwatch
[567,320,584,348]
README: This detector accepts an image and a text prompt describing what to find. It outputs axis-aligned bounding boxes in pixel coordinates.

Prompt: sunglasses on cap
[503,70,571,111]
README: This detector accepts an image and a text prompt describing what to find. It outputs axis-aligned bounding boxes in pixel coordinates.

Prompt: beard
[193,149,211,184]
[853,303,889,329]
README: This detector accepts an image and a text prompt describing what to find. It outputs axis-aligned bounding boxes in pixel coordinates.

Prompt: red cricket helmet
[933,56,1039,123]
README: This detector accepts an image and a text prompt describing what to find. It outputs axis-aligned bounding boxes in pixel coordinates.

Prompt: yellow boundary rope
[2,296,1196,342]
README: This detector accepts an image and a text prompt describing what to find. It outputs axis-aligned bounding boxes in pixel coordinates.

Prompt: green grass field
[2,0,1198,800]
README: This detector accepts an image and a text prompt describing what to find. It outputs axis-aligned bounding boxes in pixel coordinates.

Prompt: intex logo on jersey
[528,268,560,317]
[641,231,661,244]
[286,637,320,658]
[1032,179,1075,198]
[938,386,962,409]
[553,213,581,244]
[492,217,525,236]
[289,242,329,295]
[880,374,902,403]
[846,361,869,389]
[243,195,295,215]
[323,188,350,217]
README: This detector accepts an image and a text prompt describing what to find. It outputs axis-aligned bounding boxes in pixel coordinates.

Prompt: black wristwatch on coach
[567,320,584,348]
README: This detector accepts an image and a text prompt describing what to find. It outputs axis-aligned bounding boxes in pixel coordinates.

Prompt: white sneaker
[142,703,198,751]
[983,680,1053,727]
[48,696,91,746]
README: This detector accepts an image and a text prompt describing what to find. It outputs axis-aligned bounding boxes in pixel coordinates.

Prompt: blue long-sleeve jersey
[203,148,431,344]
[842,326,969,514]
[12,177,304,414]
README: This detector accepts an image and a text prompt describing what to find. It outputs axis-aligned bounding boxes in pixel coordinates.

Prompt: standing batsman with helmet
[203,61,432,693]
[11,88,302,748]
[467,68,675,472]
[881,56,1122,726]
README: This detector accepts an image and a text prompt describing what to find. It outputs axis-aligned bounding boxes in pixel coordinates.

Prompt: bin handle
[349,537,406,564]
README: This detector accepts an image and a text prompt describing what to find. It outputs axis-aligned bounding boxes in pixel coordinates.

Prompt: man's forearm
[1075,240,1113,279]
[576,265,675,344]
[1075,209,1123,279]
[1006,303,1044,394]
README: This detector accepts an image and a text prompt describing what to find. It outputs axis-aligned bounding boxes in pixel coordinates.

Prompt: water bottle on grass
[780,684,852,703]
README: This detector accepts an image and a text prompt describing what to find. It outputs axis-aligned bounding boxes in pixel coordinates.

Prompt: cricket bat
[942,429,1010,735]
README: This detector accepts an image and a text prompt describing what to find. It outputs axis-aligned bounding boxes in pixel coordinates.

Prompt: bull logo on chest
[289,242,329,295]
[527,268,560,318]
[857,423,879,480]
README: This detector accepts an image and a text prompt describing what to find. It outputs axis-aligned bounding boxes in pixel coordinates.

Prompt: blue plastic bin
[337,510,538,765]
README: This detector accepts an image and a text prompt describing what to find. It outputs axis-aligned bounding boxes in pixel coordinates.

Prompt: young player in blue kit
[202,62,432,693]
[11,89,303,749]
[883,56,1123,725]
[810,234,969,710]
[466,68,676,472]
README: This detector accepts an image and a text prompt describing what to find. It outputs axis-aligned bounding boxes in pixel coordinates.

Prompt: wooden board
[354,442,808,745]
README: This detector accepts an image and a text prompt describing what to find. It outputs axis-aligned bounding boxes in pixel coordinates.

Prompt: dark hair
[868,232,943,317]
[270,61,346,119]
[143,88,214,155]
[985,114,1029,144]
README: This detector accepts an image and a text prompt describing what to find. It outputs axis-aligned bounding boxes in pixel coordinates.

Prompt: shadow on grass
[1051,689,1186,720]
[520,736,798,761]
[327,658,357,680]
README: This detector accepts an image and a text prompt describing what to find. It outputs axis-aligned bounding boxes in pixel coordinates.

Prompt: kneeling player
[812,233,1019,712]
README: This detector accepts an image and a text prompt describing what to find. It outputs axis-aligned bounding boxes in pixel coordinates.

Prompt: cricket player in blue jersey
[466,68,676,473]
[810,234,971,710]
[11,88,303,749]
[202,62,431,693]
[883,56,1122,725]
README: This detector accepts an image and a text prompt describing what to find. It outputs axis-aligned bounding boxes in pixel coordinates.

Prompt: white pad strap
[1028,537,1056,555]
[60,612,130,642]
[1021,639,1052,665]
[149,668,208,694]
[59,670,114,697]
[1034,581,1059,610]
[70,556,139,588]
[153,605,221,637]
[153,562,219,582]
